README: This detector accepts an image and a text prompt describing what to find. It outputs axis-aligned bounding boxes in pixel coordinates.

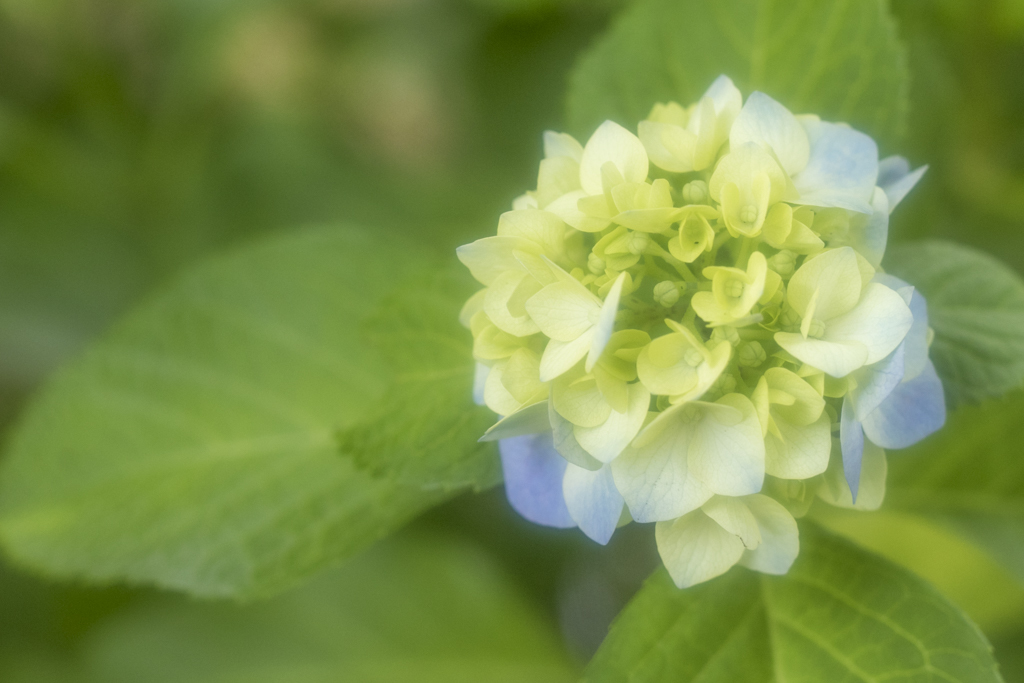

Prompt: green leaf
[80,535,579,683]
[886,391,1024,587]
[585,524,1002,683]
[338,264,500,491]
[0,227,472,599]
[885,241,1024,406]
[566,0,908,148]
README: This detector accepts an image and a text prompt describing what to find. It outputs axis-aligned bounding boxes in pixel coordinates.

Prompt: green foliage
[566,0,908,148]
[885,241,1024,406]
[339,265,500,491]
[887,391,1024,587]
[77,535,578,683]
[0,227,465,599]
[585,525,1001,683]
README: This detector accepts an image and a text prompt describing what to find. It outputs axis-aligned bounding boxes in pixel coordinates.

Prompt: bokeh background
[0,0,1022,680]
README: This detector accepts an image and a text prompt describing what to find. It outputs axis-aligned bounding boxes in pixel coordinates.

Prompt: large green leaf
[585,525,1002,682]
[79,535,578,683]
[339,265,499,491]
[566,0,908,147]
[885,241,1024,406]
[886,391,1024,587]
[0,227,487,599]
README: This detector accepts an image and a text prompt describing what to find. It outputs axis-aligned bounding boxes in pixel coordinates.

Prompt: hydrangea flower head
[457,75,944,589]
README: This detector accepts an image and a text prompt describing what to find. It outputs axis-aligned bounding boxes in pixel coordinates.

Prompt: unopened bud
[767,250,797,278]
[711,326,740,347]
[682,180,708,205]
[588,252,606,274]
[626,231,651,255]
[653,280,680,307]
[738,341,767,367]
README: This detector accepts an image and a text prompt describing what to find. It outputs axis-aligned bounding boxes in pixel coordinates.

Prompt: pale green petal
[636,332,699,396]
[655,511,745,588]
[497,209,567,258]
[539,332,593,383]
[525,279,600,342]
[687,393,765,496]
[456,235,535,286]
[701,495,761,548]
[535,157,578,208]
[673,340,732,403]
[818,439,887,511]
[543,130,584,162]
[638,120,697,173]
[738,494,799,574]
[763,367,825,426]
[553,374,611,428]
[765,413,832,479]
[548,397,602,470]
[484,270,543,337]
[478,400,549,441]
[612,402,714,522]
[586,272,626,371]
[773,333,869,378]
[483,361,521,416]
[824,282,913,366]
[708,142,787,206]
[543,189,588,229]
[730,91,810,176]
[786,247,862,321]
[579,120,649,195]
[575,382,651,463]
[500,348,547,405]
[459,289,487,328]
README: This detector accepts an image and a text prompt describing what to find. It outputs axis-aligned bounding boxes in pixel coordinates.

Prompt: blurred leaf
[813,507,1024,634]
[585,525,1000,683]
[0,226,473,599]
[885,241,1024,406]
[565,0,908,148]
[81,535,579,683]
[886,391,1024,587]
[339,263,500,491]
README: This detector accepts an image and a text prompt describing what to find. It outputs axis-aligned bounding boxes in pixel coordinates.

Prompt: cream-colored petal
[656,511,745,588]
[539,332,594,383]
[575,382,651,463]
[687,393,766,496]
[701,496,761,548]
[730,91,810,176]
[764,412,832,479]
[824,282,913,366]
[579,120,649,195]
[738,494,799,574]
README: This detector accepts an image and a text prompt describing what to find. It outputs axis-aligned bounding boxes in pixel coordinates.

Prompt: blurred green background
[0,0,1022,680]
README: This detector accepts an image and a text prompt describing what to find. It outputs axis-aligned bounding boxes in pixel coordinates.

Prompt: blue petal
[878,155,927,212]
[861,360,946,449]
[840,397,866,502]
[499,433,576,528]
[562,463,624,545]
[792,119,878,213]
[871,276,929,380]
[849,342,905,419]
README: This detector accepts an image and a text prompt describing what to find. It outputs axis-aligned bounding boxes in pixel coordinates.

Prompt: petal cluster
[458,76,943,588]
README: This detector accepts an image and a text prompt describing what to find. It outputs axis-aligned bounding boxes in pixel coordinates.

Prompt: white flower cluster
[457,76,945,588]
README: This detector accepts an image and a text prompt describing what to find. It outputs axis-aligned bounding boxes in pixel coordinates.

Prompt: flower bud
[767,249,797,278]
[653,280,680,307]
[626,231,651,255]
[588,252,606,274]
[738,341,767,367]
[682,180,708,204]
